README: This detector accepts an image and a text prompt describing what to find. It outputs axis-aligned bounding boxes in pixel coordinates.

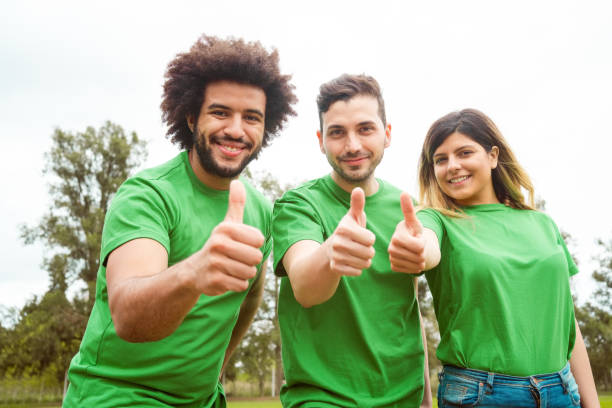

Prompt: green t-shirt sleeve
[272,191,324,277]
[416,208,444,246]
[101,177,173,265]
[256,204,274,283]
[549,217,579,277]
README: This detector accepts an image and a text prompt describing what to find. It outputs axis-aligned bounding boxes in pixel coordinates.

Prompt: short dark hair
[161,34,298,150]
[316,74,386,130]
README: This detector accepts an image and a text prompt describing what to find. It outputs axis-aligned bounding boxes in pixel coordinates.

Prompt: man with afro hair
[63,34,297,408]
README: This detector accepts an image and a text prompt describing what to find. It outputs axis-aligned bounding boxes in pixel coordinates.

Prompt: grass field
[601,391,612,408]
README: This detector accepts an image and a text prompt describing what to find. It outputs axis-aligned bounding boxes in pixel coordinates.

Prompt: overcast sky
[1,0,611,311]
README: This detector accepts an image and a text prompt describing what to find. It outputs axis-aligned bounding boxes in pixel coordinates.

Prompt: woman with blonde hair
[388,108,598,407]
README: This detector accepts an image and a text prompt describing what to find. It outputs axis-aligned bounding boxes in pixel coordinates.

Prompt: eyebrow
[357,120,376,127]
[326,124,345,132]
[207,103,264,118]
[433,144,475,158]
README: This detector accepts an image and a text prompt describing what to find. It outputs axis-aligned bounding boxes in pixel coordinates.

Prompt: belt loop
[486,371,494,394]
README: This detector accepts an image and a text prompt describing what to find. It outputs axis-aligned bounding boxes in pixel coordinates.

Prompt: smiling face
[317,95,391,194]
[188,81,266,189]
[433,131,499,206]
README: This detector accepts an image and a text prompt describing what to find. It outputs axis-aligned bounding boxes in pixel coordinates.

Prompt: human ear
[317,130,325,154]
[187,115,195,133]
[384,124,392,148]
[489,146,499,169]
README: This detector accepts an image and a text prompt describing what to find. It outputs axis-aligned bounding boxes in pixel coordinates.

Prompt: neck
[331,172,379,196]
[188,149,234,190]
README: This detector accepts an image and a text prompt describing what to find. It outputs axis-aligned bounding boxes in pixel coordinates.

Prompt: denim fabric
[437,363,580,407]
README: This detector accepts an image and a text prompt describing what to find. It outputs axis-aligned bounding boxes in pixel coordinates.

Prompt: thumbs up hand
[325,188,376,277]
[191,180,265,296]
[388,192,426,274]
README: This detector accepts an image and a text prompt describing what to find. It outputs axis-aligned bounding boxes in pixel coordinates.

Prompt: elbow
[293,289,325,309]
[113,320,141,343]
[110,303,160,343]
[113,317,166,343]
[110,308,140,343]
[296,297,316,309]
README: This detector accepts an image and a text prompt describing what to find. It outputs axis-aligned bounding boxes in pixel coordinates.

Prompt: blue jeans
[437,363,580,407]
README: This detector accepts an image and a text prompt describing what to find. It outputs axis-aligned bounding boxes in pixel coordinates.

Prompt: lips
[211,136,252,158]
[448,175,470,185]
[340,154,370,166]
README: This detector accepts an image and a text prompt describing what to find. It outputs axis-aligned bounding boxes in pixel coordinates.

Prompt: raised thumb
[400,192,422,236]
[349,187,366,226]
[225,179,246,223]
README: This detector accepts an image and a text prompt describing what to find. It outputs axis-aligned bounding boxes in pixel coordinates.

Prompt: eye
[459,150,473,157]
[210,110,229,117]
[434,157,447,165]
[245,114,262,123]
[359,125,375,134]
[328,129,344,137]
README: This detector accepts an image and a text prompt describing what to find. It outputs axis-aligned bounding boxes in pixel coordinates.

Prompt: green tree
[575,238,612,390]
[1,122,147,397]
[0,291,85,384]
[225,170,294,396]
[21,121,147,308]
[417,277,441,389]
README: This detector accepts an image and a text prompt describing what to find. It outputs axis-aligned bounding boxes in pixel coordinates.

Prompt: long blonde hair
[418,108,535,217]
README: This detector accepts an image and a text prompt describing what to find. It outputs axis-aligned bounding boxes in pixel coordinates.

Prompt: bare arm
[221,258,268,373]
[107,180,265,342]
[283,240,342,307]
[569,318,599,408]
[282,188,375,308]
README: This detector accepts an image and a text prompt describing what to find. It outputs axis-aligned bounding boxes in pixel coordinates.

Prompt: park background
[1,0,611,405]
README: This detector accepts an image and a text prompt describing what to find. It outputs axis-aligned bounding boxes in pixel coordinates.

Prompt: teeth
[450,176,468,184]
[222,144,241,152]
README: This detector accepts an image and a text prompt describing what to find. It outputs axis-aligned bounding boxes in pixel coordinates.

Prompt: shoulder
[378,178,402,195]
[118,153,186,197]
[130,153,186,190]
[276,177,329,205]
[516,208,561,232]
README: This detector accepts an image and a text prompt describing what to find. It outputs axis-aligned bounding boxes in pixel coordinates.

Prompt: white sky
[1,0,611,310]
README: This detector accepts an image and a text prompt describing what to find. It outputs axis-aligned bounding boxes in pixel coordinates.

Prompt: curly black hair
[161,34,297,150]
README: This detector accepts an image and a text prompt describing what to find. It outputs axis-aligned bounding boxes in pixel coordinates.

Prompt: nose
[345,132,361,152]
[447,155,460,171]
[224,113,246,139]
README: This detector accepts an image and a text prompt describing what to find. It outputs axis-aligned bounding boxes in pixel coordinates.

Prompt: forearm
[569,319,598,408]
[284,240,342,308]
[109,257,200,342]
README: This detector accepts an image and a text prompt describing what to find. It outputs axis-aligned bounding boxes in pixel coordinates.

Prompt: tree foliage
[0,291,85,385]
[224,170,294,396]
[575,238,612,390]
[20,121,147,305]
[1,122,147,397]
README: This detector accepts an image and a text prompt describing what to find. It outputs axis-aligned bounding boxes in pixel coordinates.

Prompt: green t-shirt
[63,151,272,408]
[272,175,424,408]
[417,204,577,376]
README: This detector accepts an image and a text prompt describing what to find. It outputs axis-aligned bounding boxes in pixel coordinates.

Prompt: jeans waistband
[442,362,571,385]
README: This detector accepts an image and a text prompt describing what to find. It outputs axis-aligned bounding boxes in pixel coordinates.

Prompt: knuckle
[246,266,257,278]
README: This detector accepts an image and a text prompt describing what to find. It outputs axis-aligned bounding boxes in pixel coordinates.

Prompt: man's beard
[193,128,262,179]
[327,151,383,183]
